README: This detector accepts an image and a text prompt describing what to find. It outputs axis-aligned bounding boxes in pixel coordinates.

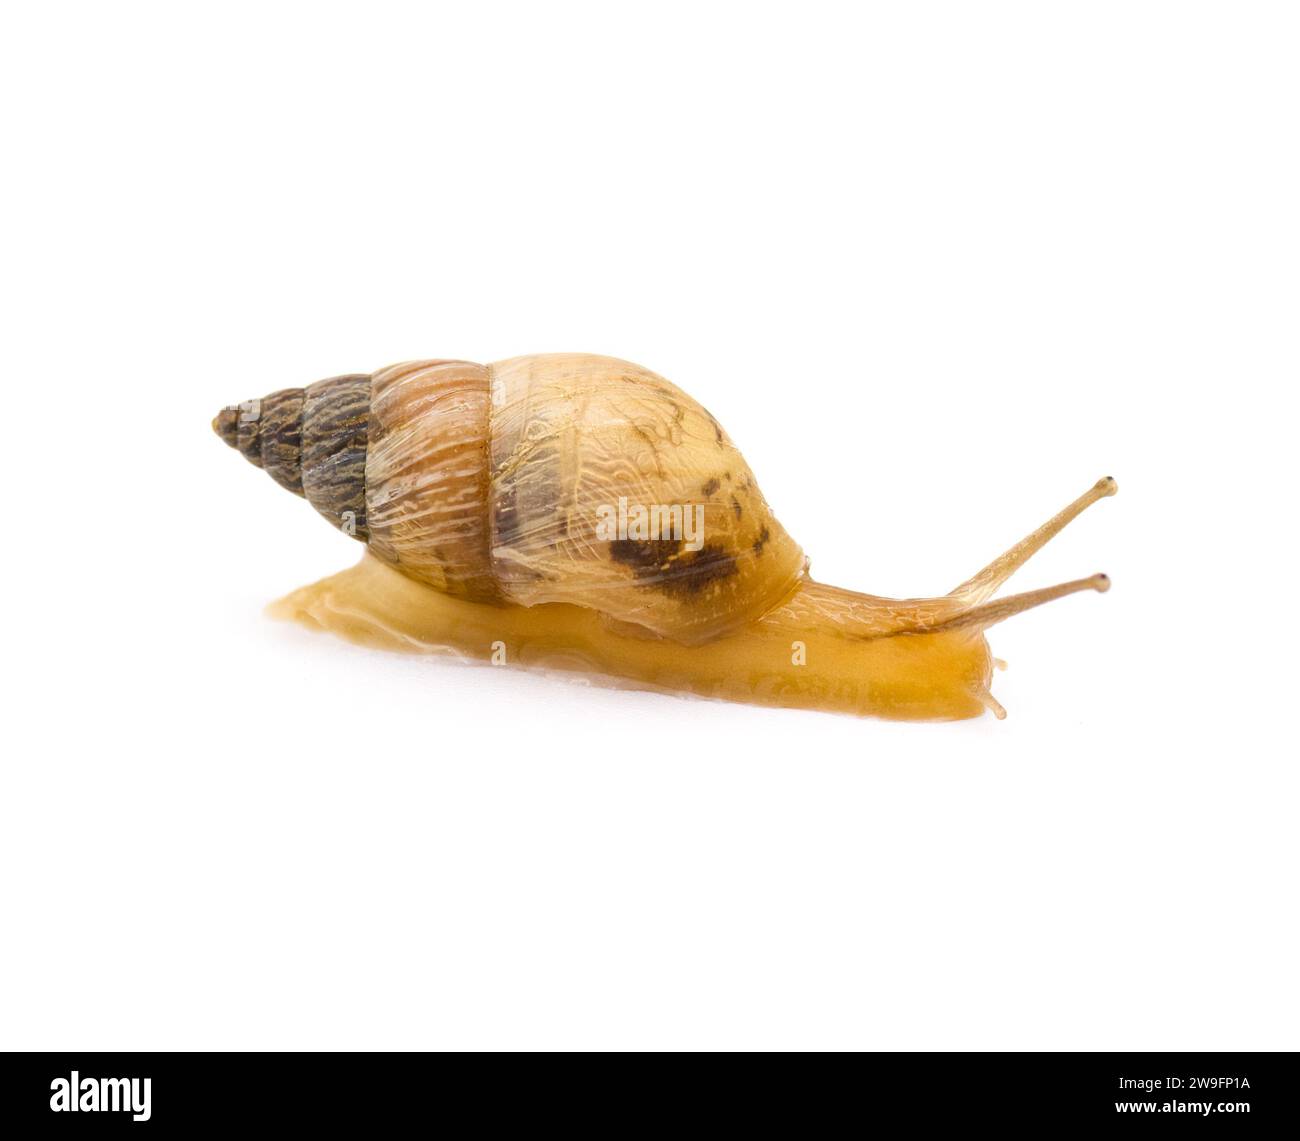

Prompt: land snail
[213,354,1116,720]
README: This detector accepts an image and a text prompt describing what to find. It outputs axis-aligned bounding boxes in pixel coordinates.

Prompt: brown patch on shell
[610,537,739,599]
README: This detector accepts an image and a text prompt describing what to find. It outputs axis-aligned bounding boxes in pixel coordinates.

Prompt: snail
[213,353,1116,720]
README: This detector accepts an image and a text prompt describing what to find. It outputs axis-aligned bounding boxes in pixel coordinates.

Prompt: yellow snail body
[214,353,1116,720]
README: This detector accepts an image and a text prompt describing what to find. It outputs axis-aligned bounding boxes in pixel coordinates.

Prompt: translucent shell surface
[366,359,498,602]
[360,353,806,643]
[486,354,807,644]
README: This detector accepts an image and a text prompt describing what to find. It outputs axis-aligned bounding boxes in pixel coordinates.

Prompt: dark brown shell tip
[212,407,239,448]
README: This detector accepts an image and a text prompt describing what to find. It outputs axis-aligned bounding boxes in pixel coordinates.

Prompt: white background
[2,2,1296,1051]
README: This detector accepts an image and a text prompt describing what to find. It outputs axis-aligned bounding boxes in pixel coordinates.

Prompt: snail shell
[215,354,807,644]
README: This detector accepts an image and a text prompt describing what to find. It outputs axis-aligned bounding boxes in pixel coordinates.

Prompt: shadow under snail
[213,353,1116,720]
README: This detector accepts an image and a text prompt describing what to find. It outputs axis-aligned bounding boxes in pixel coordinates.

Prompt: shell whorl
[364,360,499,601]
[213,374,371,538]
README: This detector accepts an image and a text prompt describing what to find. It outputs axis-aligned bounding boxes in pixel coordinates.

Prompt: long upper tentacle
[948,477,1117,604]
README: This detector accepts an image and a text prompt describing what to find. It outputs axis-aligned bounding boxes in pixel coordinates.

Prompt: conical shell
[218,354,807,644]
[213,374,369,537]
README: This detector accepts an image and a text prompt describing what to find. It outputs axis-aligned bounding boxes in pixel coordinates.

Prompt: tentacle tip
[1092,573,1111,593]
[1097,475,1118,497]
